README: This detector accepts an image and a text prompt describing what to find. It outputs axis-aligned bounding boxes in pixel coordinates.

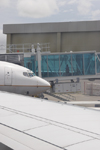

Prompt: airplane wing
[0,91,100,150]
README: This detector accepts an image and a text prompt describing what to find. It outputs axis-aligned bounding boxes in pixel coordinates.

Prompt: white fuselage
[0,61,50,95]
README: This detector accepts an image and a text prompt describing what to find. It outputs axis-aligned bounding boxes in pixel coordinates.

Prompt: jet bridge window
[23,72,35,77]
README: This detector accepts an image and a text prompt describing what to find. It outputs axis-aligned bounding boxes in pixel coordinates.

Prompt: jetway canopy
[24,51,100,81]
[1,44,100,81]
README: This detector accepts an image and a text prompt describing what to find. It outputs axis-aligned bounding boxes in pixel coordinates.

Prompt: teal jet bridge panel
[24,52,98,78]
[24,55,38,76]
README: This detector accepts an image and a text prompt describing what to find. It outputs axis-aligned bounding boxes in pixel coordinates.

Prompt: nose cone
[35,76,51,92]
[43,79,51,87]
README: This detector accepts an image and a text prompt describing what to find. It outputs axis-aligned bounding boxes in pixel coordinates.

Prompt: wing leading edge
[0,91,100,150]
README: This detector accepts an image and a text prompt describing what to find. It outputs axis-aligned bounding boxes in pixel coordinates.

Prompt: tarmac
[43,92,100,110]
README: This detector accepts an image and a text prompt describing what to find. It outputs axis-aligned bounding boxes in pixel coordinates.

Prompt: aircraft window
[28,73,34,77]
[23,72,35,77]
[23,72,28,77]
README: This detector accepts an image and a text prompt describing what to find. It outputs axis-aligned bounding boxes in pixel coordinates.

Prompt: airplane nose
[40,78,51,88]
[43,79,51,88]
[35,76,51,90]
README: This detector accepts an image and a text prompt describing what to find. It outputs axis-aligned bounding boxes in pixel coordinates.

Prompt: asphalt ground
[43,92,100,110]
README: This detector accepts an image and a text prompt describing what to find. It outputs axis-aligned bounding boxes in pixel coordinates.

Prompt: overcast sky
[0,0,100,45]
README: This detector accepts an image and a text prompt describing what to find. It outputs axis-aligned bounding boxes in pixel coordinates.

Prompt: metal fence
[2,43,50,53]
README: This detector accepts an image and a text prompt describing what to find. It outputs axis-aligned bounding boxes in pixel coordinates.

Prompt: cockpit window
[28,73,34,77]
[23,72,28,76]
[23,71,35,77]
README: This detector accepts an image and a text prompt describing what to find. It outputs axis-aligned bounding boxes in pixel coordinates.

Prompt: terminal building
[3,20,100,53]
[2,20,100,94]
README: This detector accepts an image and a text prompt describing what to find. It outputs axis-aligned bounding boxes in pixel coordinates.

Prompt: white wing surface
[0,91,100,150]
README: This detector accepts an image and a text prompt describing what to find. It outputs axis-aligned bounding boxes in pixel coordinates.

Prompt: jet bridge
[24,45,100,82]
[1,43,100,82]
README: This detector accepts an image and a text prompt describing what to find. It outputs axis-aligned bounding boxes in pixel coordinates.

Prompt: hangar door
[4,67,12,85]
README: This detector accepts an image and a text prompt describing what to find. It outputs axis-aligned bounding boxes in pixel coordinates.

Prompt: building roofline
[3,20,100,34]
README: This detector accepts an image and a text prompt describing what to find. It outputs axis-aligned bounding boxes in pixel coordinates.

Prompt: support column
[36,43,41,77]
[7,34,12,53]
[7,34,11,44]
[57,32,61,52]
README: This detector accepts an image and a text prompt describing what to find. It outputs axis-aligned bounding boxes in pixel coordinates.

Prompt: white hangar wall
[3,20,100,52]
